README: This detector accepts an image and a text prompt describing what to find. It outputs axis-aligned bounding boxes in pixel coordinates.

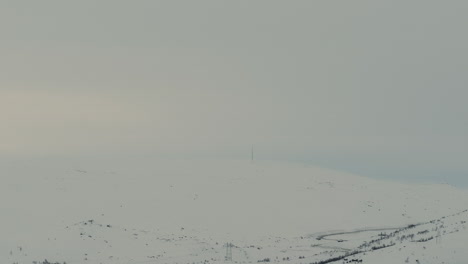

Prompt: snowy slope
[2,159,467,264]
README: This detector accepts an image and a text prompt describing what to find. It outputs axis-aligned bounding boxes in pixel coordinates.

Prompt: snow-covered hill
[2,159,467,264]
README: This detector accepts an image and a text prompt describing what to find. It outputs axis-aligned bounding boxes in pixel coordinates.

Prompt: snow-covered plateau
[2,159,467,264]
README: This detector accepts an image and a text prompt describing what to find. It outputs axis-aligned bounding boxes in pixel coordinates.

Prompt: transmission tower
[225,242,233,261]
[436,230,442,244]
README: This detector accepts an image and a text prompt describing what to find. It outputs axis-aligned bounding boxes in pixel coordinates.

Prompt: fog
[1,1,467,186]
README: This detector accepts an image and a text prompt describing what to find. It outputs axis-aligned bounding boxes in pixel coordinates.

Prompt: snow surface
[2,159,467,264]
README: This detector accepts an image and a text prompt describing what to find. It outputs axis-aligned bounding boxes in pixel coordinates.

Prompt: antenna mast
[251,145,254,162]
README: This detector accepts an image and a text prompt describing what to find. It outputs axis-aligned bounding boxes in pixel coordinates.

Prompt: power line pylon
[225,242,233,261]
[436,230,442,244]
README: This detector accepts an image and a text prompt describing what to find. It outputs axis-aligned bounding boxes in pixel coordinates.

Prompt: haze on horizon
[1,1,467,186]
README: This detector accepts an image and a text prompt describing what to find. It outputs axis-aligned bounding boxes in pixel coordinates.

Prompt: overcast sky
[1,1,467,186]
